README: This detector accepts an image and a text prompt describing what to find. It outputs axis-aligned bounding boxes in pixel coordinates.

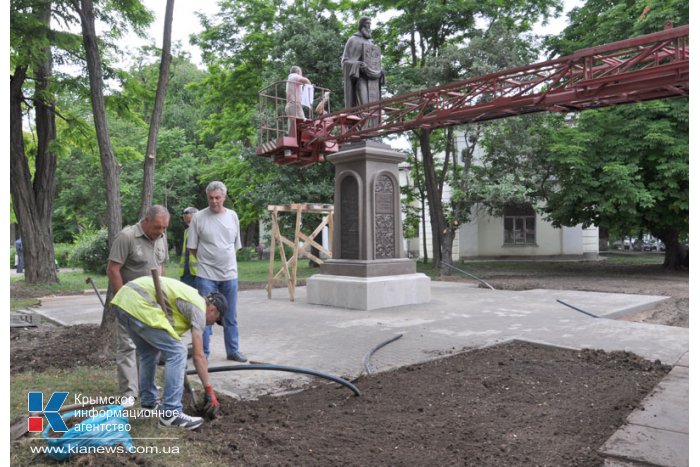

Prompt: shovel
[85,277,105,307]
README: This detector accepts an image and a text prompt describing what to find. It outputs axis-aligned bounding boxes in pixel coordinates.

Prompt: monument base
[320,258,416,277]
[306,273,431,310]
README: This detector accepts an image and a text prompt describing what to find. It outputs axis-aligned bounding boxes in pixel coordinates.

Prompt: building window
[503,205,536,245]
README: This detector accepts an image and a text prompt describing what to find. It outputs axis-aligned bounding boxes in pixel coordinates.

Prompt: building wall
[415,205,601,260]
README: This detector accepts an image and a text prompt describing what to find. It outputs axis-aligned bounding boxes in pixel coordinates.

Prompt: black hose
[556,299,599,318]
[439,261,495,290]
[188,364,361,397]
[363,334,403,375]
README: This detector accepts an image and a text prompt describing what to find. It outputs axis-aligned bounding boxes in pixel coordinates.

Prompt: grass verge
[10,259,321,310]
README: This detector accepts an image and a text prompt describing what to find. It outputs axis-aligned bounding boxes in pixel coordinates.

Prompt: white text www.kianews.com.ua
[31,444,181,455]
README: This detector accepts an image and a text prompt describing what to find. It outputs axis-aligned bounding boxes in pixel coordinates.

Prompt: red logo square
[28,416,43,432]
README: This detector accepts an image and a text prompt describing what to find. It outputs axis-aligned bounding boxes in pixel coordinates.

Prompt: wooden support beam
[266,203,334,301]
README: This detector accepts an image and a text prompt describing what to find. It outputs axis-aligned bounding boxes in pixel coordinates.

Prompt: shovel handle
[151,269,168,313]
[85,277,105,307]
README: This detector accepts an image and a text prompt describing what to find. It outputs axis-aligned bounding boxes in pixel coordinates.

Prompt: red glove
[203,384,220,419]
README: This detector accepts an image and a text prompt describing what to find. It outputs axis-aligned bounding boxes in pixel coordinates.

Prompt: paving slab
[522,288,669,318]
[600,424,688,467]
[599,366,689,466]
[30,294,104,325]
[626,366,688,433]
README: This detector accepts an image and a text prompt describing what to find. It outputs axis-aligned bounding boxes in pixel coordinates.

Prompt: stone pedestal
[307,141,430,310]
[307,273,431,310]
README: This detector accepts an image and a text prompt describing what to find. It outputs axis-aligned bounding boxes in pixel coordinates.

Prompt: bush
[237,246,256,262]
[71,228,109,274]
[54,243,77,268]
[9,244,77,269]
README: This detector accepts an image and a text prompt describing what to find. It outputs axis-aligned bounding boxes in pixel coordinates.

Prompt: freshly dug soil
[10,324,113,374]
[187,341,669,466]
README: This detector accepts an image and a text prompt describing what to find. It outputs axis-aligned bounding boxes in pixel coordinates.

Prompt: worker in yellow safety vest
[179,207,199,287]
[111,275,225,430]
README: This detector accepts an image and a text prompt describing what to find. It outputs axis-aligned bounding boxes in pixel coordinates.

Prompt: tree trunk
[420,129,445,268]
[73,0,123,346]
[420,196,428,264]
[440,126,458,275]
[656,228,684,270]
[598,226,609,251]
[139,0,175,217]
[9,3,59,285]
[74,0,122,247]
[439,227,456,275]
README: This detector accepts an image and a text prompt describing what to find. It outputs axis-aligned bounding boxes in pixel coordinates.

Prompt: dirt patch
[10,324,113,374]
[186,341,668,466]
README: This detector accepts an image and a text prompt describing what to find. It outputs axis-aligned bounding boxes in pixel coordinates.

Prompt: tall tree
[11,0,151,278]
[357,0,560,271]
[66,0,153,347]
[542,101,688,268]
[71,0,123,247]
[541,0,689,268]
[10,0,59,284]
[139,0,175,217]
[51,53,207,245]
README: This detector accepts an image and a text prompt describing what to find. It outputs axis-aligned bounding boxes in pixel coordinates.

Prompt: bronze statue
[341,17,384,110]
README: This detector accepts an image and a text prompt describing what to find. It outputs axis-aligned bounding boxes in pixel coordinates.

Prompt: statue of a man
[341,16,384,110]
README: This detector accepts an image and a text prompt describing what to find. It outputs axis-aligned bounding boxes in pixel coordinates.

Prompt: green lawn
[10,258,320,310]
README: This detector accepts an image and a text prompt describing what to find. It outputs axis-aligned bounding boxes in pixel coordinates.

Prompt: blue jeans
[115,307,187,413]
[180,269,197,288]
[195,277,239,358]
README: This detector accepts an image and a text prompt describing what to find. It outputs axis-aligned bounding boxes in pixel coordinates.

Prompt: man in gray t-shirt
[107,205,170,404]
[187,181,246,362]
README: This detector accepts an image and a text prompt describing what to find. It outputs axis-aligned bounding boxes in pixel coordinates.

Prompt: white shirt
[187,207,242,281]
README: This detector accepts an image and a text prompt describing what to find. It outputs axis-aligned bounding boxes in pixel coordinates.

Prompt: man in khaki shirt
[107,205,170,406]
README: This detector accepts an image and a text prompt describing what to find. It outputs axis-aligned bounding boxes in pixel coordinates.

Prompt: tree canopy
[479,0,689,268]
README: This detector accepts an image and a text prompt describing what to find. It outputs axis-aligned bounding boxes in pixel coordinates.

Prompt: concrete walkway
[22,282,688,466]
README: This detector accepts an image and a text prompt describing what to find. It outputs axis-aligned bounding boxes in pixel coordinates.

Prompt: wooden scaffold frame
[267,203,334,301]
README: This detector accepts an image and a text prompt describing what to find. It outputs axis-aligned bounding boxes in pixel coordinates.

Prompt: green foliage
[543,101,688,236]
[473,174,534,217]
[53,243,77,268]
[400,184,421,240]
[471,0,688,268]
[478,99,688,252]
[71,228,110,274]
[546,0,688,57]
[237,246,257,262]
[51,48,210,243]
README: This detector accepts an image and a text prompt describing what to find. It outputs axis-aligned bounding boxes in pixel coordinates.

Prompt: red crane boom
[257,24,688,166]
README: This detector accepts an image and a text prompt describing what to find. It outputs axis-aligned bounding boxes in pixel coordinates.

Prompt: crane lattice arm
[257,24,688,166]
